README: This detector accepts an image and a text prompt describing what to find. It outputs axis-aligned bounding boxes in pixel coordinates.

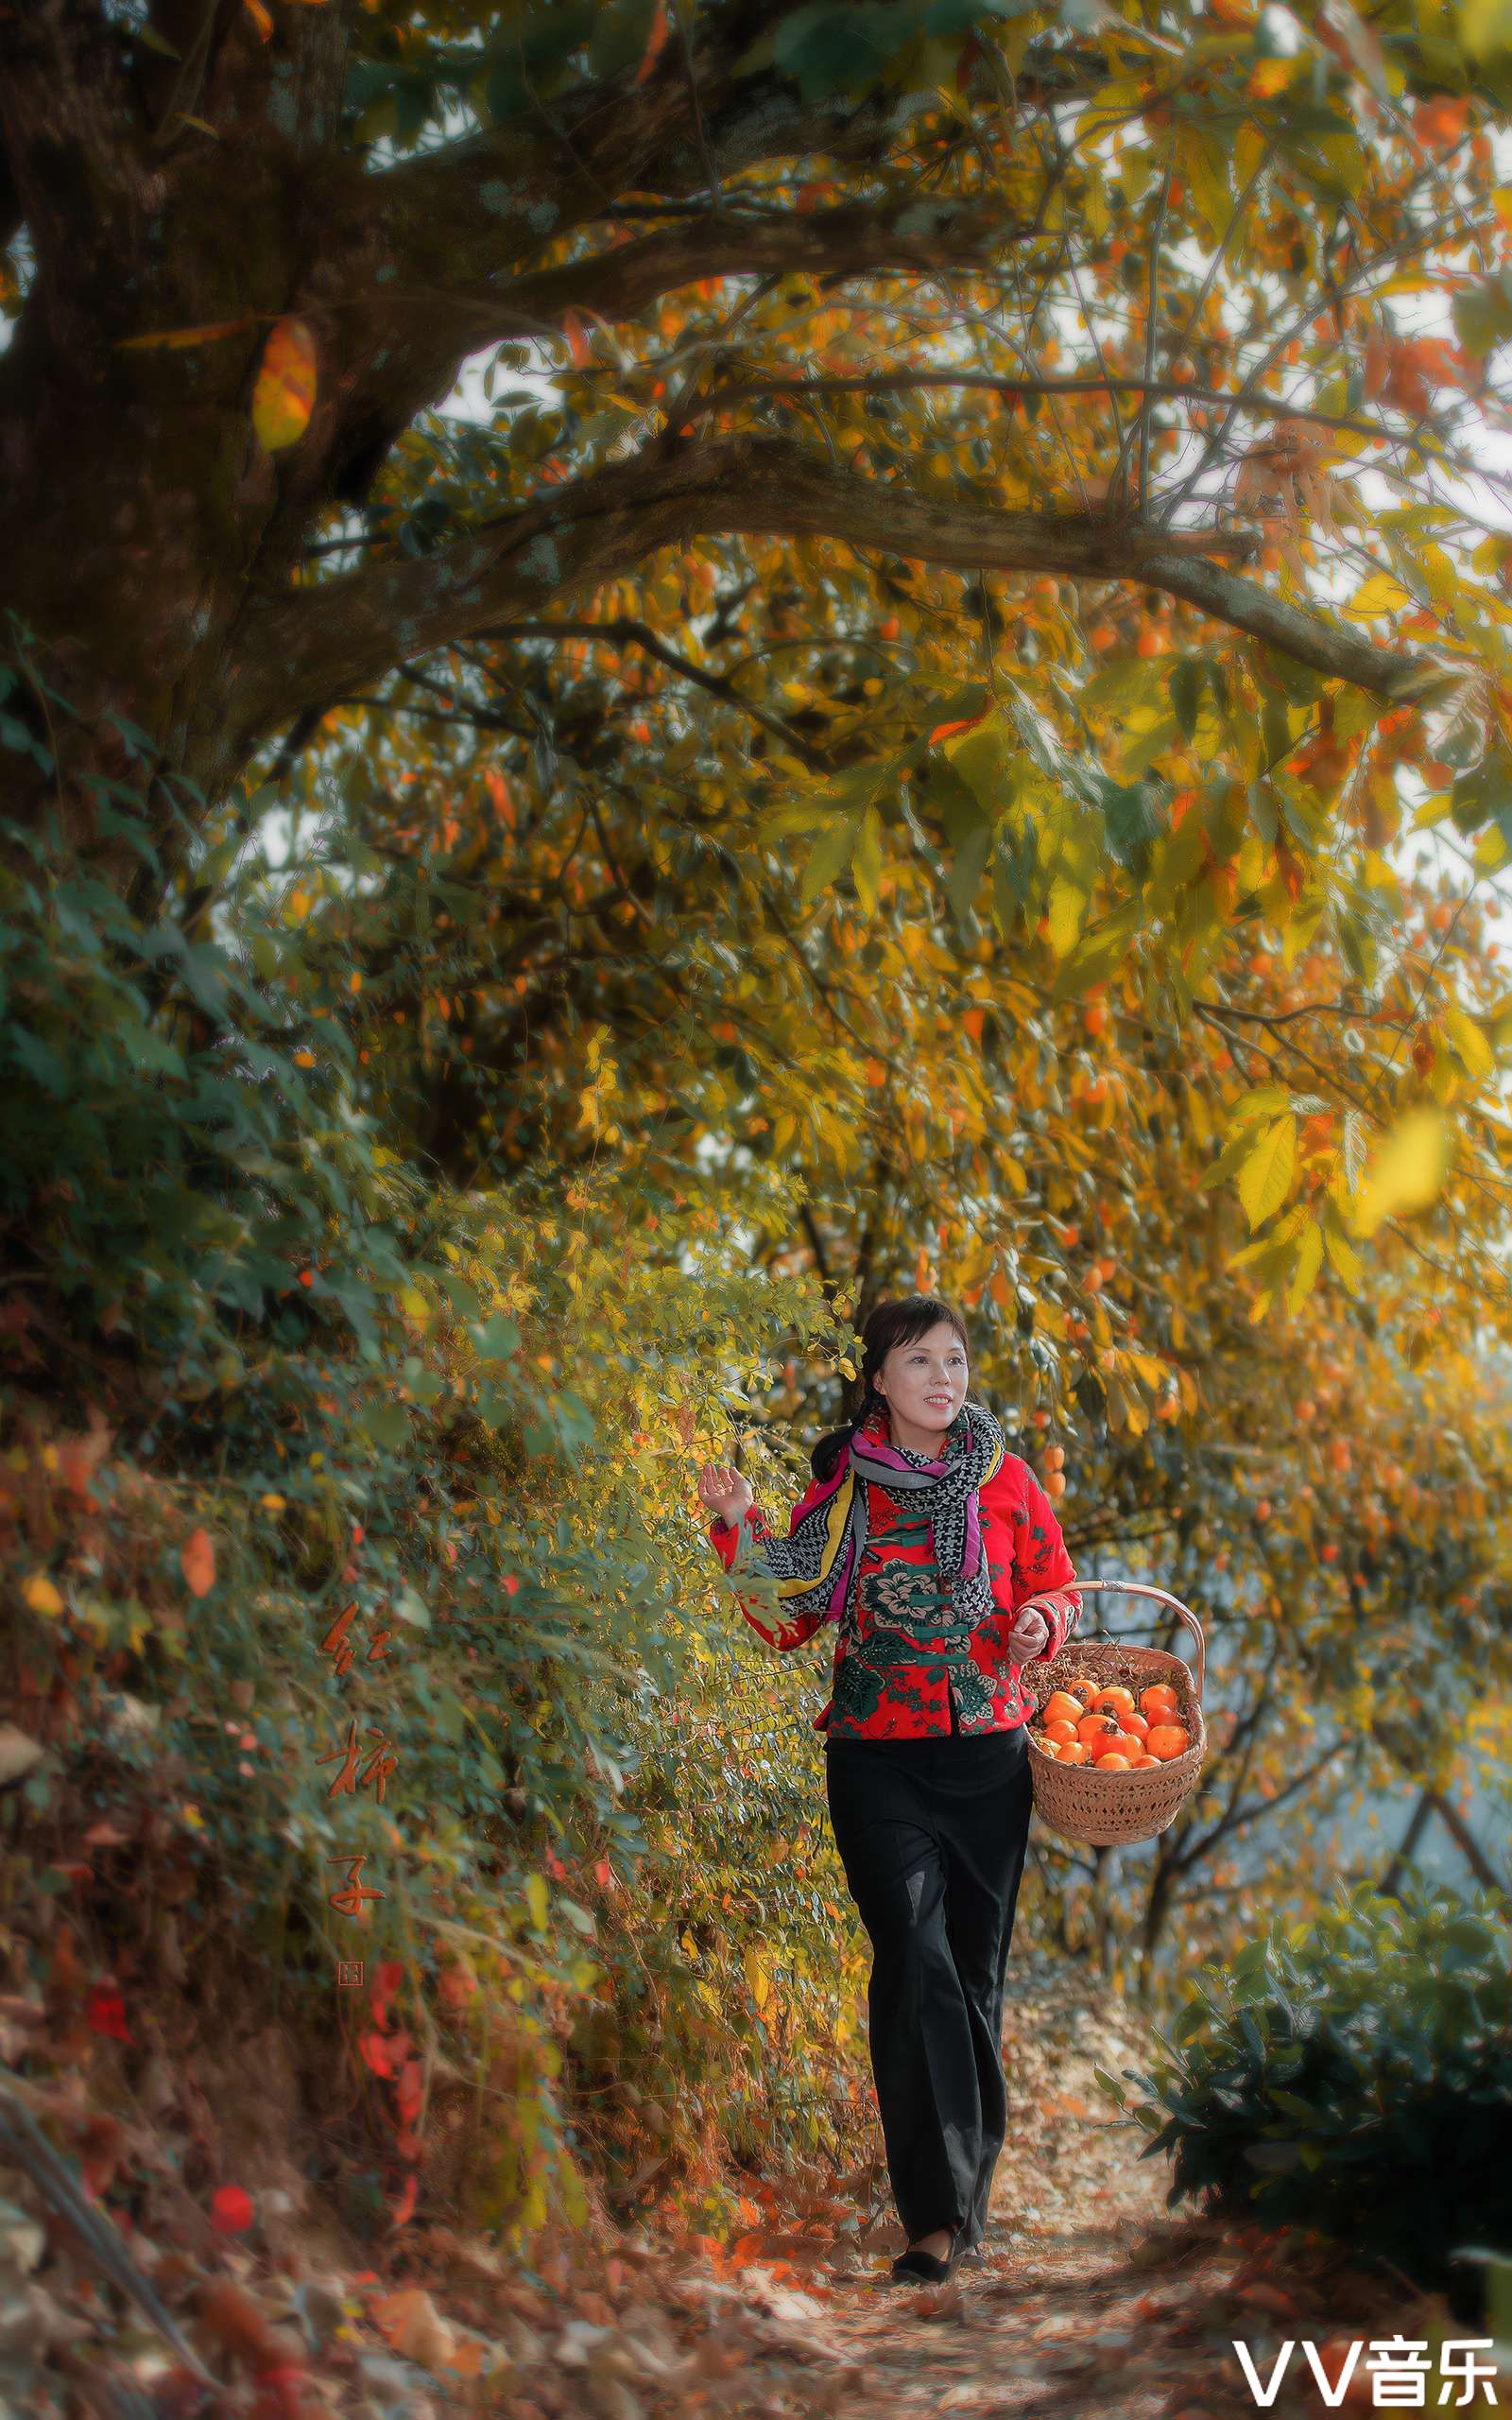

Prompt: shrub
[1098,1880,1512,2290]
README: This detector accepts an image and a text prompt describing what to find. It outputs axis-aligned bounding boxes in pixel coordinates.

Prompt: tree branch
[235,429,1439,762]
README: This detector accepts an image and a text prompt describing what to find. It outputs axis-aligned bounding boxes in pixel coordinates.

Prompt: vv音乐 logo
[1232,2336,1500,2407]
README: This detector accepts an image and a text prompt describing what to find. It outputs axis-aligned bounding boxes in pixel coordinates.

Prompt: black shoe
[889,2227,966,2285]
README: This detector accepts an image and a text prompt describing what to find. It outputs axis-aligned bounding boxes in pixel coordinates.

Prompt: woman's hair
[809,1294,973,1483]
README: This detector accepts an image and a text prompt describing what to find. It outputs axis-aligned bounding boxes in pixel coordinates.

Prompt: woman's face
[875,1322,970,1438]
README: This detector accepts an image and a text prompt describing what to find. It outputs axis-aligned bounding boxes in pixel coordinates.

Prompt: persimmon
[1038,1737,1063,1759]
[1130,1754,1160,1769]
[1097,1753,1131,1770]
[1061,1677,1097,1706]
[1076,1711,1119,1746]
[1044,1719,1079,1746]
[1140,1684,1179,1720]
[1122,1711,1150,1742]
[1102,1729,1144,1760]
[1057,1740,1090,1765]
[1042,1690,1085,1725]
[1091,1686,1136,1715]
[1146,1723,1191,1759]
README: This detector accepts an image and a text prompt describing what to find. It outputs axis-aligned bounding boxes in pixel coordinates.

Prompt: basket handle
[1013,1579,1205,1699]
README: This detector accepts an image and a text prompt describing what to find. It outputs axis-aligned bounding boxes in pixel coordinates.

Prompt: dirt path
[11,1949,1473,2418]
[578,1957,1472,2420]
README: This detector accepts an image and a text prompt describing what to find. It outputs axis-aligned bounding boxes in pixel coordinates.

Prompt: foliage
[0,667,875,2245]
[1097,1880,1512,2289]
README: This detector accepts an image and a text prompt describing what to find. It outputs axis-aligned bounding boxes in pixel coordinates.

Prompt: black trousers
[824,1719,1034,2249]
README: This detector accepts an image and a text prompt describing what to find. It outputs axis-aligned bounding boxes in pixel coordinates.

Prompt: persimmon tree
[4,0,1509,823]
[11,0,1512,1308]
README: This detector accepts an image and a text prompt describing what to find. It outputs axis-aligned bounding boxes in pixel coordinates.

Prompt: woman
[696,1294,1080,2287]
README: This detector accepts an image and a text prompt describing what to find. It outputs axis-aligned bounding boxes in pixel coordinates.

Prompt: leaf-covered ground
[9,1942,1502,2418]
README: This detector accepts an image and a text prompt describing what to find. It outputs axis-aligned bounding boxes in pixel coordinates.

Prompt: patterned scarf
[731,1395,1008,1633]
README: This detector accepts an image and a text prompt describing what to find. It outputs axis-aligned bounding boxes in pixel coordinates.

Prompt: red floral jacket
[707,1414,1081,1740]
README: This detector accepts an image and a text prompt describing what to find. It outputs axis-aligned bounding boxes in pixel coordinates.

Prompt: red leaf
[928,711,989,745]
[85,1983,132,2042]
[594,1858,611,1887]
[211,2184,255,2235]
[369,1959,404,2026]
[561,310,591,370]
[359,2030,395,2078]
[635,0,669,83]
[388,2170,418,2229]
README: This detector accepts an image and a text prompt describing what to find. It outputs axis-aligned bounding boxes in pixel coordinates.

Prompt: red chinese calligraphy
[318,1716,399,1803]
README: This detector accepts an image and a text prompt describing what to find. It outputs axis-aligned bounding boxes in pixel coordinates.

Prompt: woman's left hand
[1005,1608,1050,1664]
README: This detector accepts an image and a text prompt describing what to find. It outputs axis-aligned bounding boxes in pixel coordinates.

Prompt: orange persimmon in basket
[1141,1684,1180,1721]
[1075,1711,1119,1748]
[1096,1729,1144,1762]
[1042,1691,1087,1727]
[1091,1685,1137,1717]
[1145,1722,1192,1760]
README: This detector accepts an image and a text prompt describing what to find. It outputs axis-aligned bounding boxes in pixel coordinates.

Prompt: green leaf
[945,818,995,925]
[798,809,863,904]
[852,804,884,915]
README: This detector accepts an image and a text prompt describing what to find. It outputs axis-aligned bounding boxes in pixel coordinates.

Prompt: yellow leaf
[1322,1220,1364,1293]
[1045,877,1085,959]
[1285,1221,1323,1314]
[1461,0,1512,59]
[252,316,318,453]
[120,318,252,351]
[1347,573,1412,620]
[1237,1118,1297,1229]
[524,1873,548,1929]
[1444,999,1494,1079]
[1351,1109,1450,1237]
[23,1573,64,1617]
[745,1945,771,2010]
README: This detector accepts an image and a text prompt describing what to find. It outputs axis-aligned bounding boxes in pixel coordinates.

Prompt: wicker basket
[1014,1581,1207,1847]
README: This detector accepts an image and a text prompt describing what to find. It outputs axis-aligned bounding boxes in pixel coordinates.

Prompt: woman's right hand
[697,1461,754,1527]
